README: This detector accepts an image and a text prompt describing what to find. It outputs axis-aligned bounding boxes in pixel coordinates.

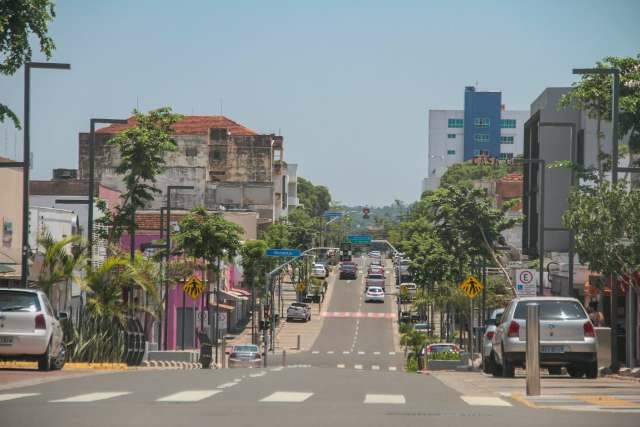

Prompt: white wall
[499,110,529,157]
[427,109,464,178]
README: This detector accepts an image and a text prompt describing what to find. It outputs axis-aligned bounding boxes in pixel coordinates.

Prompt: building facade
[422,86,528,193]
[0,157,23,286]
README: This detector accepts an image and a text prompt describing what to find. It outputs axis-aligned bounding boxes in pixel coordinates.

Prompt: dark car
[339,263,357,280]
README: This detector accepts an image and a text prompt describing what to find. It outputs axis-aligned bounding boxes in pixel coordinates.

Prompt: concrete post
[282,350,287,367]
[526,304,541,396]
[297,334,301,350]
[221,336,226,369]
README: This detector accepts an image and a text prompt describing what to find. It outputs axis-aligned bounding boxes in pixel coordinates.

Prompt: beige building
[0,156,23,285]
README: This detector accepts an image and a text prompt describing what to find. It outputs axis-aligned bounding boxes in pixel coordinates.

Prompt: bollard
[526,303,541,396]
[297,334,301,350]
[282,350,287,367]
[221,336,226,369]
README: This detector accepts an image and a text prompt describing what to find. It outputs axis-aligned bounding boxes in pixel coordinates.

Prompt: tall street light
[573,67,622,371]
[21,62,71,287]
[87,118,128,265]
[163,185,194,350]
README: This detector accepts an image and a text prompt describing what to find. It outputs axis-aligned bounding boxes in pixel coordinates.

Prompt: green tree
[0,0,56,128]
[403,231,455,290]
[298,177,331,217]
[97,107,183,245]
[262,222,290,248]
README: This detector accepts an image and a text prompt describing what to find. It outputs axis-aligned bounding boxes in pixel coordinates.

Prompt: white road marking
[249,371,267,377]
[217,382,238,389]
[358,351,365,355]
[270,367,284,372]
[388,366,397,371]
[51,392,130,403]
[343,351,350,354]
[371,365,380,370]
[0,393,39,402]
[260,392,313,403]
[337,364,345,368]
[157,390,221,402]
[327,351,334,354]
[364,394,406,404]
[461,396,512,407]
[354,364,363,370]
[373,351,381,355]
[311,351,320,354]
[388,352,396,355]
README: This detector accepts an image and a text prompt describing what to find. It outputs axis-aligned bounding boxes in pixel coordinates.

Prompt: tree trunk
[596,115,603,177]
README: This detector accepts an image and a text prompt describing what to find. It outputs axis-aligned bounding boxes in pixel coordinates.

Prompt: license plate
[541,345,565,354]
[0,336,14,345]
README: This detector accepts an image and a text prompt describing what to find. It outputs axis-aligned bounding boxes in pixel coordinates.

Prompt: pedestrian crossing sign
[459,275,484,299]
[296,282,306,292]
[183,276,204,300]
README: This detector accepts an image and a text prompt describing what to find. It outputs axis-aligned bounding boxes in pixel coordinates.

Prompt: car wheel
[482,355,493,374]
[567,366,584,378]
[490,352,502,377]
[38,341,53,371]
[585,361,598,379]
[548,367,562,375]
[52,342,66,370]
[286,317,292,322]
[501,351,515,378]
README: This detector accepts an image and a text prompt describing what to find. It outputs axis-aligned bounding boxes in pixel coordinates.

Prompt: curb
[0,361,128,370]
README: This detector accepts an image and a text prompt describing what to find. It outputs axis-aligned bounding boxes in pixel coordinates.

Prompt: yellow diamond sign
[459,275,484,299]
[183,275,204,300]
[296,282,306,292]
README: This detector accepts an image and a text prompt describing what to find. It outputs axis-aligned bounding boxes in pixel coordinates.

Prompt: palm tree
[37,231,86,312]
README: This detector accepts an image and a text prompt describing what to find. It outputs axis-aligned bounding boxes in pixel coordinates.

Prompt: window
[479,150,489,156]
[514,301,587,320]
[500,136,514,144]
[447,149,456,155]
[474,118,490,128]
[474,134,489,143]
[499,153,514,160]
[448,118,463,128]
[473,149,480,156]
[501,119,516,128]
[447,133,456,139]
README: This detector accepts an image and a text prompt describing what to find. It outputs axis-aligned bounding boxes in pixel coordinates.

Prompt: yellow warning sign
[459,275,484,299]
[296,282,306,292]
[183,276,204,300]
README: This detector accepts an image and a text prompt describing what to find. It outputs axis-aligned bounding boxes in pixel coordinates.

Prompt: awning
[215,303,235,311]
[219,290,249,301]
[232,288,251,297]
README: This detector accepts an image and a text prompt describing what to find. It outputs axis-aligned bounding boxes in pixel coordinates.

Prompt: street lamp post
[21,62,71,287]
[87,118,128,265]
[163,185,194,350]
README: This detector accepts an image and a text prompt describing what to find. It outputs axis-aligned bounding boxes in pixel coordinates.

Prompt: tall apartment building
[422,86,529,192]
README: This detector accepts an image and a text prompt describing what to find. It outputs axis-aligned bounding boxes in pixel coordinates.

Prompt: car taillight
[583,321,596,337]
[452,345,460,352]
[507,321,520,337]
[35,313,46,330]
[427,347,432,353]
[485,331,495,340]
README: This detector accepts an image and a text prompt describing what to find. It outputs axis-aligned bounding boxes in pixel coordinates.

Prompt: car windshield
[514,301,588,320]
[234,345,258,353]
[0,292,41,312]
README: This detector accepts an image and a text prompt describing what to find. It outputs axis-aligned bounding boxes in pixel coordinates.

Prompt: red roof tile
[96,115,256,136]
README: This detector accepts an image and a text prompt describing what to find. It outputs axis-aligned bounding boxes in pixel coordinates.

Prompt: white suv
[490,297,597,378]
[0,289,67,370]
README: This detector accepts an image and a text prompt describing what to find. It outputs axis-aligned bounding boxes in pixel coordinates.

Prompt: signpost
[515,269,538,297]
[322,211,343,218]
[347,234,372,245]
[266,248,302,257]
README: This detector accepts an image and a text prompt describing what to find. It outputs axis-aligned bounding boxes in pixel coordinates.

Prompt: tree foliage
[439,162,515,189]
[240,240,268,295]
[0,0,57,128]
[297,177,331,217]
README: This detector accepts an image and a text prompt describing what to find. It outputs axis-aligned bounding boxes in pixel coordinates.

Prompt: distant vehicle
[424,343,460,354]
[490,297,598,378]
[482,308,505,374]
[314,263,330,278]
[365,286,385,303]
[286,302,311,322]
[0,289,67,371]
[367,265,384,275]
[339,263,357,280]
[414,323,432,334]
[365,273,385,289]
[228,344,262,368]
[311,265,327,278]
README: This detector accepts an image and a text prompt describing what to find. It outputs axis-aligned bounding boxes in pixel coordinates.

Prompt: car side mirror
[57,311,69,321]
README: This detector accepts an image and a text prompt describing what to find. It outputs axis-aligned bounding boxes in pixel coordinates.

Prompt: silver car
[490,297,597,378]
[286,303,311,322]
[228,344,262,368]
[482,308,504,374]
[0,289,67,371]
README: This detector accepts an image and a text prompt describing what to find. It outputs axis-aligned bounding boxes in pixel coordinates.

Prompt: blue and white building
[422,86,529,192]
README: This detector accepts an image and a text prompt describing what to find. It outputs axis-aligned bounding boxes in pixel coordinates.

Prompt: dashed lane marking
[388,352,396,356]
[372,365,380,370]
[461,396,512,407]
[327,351,334,354]
[337,364,345,369]
[358,351,365,355]
[354,364,363,370]
[217,382,238,389]
[373,351,380,355]
[260,392,313,403]
[51,392,131,403]
[0,393,39,402]
[364,394,406,404]
[388,366,397,372]
[343,351,350,354]
[312,351,319,354]
[157,390,221,402]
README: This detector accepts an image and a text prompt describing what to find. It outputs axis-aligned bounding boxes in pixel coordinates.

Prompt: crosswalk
[0,390,512,406]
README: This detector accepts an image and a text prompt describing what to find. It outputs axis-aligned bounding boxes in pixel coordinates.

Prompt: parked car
[286,302,311,322]
[490,297,598,378]
[365,273,385,289]
[0,288,67,371]
[482,308,504,373]
[311,264,327,278]
[425,343,460,354]
[228,344,262,368]
[414,323,432,335]
[365,286,385,303]
[339,263,357,280]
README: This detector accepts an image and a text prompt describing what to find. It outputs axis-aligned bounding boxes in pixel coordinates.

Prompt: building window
[473,149,480,156]
[480,150,489,156]
[447,133,456,139]
[474,118,490,128]
[499,153,514,160]
[474,134,489,143]
[500,136,514,144]
[448,118,464,128]
[501,119,516,128]
[447,150,456,155]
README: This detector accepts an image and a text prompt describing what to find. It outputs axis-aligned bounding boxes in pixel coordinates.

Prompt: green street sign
[348,234,371,244]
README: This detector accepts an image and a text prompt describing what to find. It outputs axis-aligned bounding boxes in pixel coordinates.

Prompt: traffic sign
[347,234,371,244]
[323,211,343,218]
[266,248,302,257]
[183,276,205,300]
[459,275,484,299]
[515,269,538,297]
[296,282,306,292]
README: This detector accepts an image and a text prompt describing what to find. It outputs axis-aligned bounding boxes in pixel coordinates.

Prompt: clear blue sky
[1,0,638,206]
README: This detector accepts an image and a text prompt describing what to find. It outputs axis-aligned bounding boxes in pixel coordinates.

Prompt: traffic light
[362,207,370,219]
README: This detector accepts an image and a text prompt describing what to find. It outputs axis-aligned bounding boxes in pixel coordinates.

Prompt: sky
[1,0,639,206]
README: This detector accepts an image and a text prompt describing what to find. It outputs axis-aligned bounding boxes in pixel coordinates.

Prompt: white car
[311,264,327,278]
[365,286,385,303]
[0,288,67,370]
[482,308,504,374]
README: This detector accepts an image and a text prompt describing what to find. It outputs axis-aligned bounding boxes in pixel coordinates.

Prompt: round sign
[519,270,534,284]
